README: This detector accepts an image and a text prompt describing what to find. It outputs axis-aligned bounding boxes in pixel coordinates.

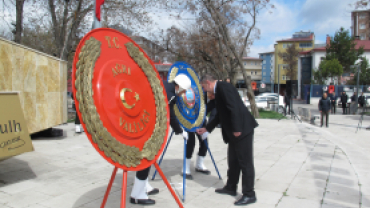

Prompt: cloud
[248,44,275,57]
[299,0,357,35]
[257,0,298,36]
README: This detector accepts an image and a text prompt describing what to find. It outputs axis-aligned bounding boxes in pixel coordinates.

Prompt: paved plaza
[0,116,369,208]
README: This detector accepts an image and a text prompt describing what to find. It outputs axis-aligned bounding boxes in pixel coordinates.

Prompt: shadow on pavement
[72,158,224,208]
[0,158,37,186]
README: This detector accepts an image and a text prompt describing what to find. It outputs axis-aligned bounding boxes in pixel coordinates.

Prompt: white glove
[201,132,209,140]
[182,131,188,140]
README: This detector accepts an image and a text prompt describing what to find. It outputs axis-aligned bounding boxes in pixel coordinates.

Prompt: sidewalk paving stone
[0,116,368,207]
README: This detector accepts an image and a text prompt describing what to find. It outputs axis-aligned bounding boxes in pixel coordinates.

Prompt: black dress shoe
[181,173,193,180]
[195,168,211,175]
[215,187,237,196]
[185,174,193,180]
[147,188,159,195]
[130,197,155,205]
[234,195,256,206]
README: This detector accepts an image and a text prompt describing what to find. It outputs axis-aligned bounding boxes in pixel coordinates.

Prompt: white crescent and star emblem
[120,88,140,109]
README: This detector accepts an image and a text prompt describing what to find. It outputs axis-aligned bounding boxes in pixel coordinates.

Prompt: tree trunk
[14,0,25,43]
[243,72,259,117]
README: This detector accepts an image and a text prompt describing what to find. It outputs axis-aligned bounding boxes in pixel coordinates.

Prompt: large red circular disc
[72,28,169,171]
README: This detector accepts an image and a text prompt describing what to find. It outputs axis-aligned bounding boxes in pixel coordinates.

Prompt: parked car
[245,94,284,109]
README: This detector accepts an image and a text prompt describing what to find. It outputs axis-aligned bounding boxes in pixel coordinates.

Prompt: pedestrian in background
[341,92,348,114]
[284,92,291,115]
[359,92,365,112]
[330,92,337,114]
[319,92,331,128]
[307,91,310,104]
[351,92,357,102]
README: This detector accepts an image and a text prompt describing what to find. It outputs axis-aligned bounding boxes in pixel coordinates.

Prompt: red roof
[354,40,370,50]
[299,39,370,55]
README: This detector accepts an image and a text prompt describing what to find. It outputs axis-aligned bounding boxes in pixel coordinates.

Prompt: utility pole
[355,64,360,114]
[278,65,281,106]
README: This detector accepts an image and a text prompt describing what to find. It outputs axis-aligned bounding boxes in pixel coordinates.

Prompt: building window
[360,33,366,40]
[360,13,367,19]
[282,54,287,61]
[360,23,366,29]
[299,43,313,48]
[244,61,247,66]
[263,72,266,75]
[282,75,290,80]
[270,66,273,70]
[283,43,292,48]
[251,71,253,75]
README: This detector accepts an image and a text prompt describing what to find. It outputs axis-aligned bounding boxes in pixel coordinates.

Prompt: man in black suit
[196,74,259,206]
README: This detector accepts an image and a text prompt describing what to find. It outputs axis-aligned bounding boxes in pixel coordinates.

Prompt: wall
[241,59,262,81]
[260,53,274,84]
[0,37,67,134]
[275,41,314,84]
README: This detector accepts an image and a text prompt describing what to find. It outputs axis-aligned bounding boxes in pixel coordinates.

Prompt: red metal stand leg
[154,163,184,208]
[101,167,118,208]
[121,170,128,208]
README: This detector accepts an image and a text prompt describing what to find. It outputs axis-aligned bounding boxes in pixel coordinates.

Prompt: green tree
[353,57,370,85]
[312,68,327,85]
[326,28,364,73]
[312,59,343,84]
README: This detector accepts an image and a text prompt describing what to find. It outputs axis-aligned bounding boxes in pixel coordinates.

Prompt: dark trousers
[331,102,336,114]
[342,103,347,114]
[136,166,151,180]
[285,104,290,115]
[186,132,207,159]
[75,112,81,124]
[225,131,255,197]
[321,111,329,127]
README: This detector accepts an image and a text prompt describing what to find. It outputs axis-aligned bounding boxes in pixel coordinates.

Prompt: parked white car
[245,94,284,109]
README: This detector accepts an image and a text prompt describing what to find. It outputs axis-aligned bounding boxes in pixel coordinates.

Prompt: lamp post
[350,64,361,114]
[277,64,281,102]
[356,64,360,113]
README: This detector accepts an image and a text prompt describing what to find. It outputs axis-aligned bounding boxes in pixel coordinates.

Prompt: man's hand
[233,132,241,137]
[182,131,188,140]
[196,128,207,135]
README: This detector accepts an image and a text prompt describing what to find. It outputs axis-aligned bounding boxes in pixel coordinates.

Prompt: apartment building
[351,9,370,40]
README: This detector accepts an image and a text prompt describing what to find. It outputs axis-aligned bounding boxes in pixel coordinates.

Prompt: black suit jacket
[163,81,183,134]
[206,82,258,144]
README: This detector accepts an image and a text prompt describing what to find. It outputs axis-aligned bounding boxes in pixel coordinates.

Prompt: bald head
[323,92,327,99]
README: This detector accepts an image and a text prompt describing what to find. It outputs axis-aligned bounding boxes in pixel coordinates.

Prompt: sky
[0,0,362,58]
[145,0,361,58]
